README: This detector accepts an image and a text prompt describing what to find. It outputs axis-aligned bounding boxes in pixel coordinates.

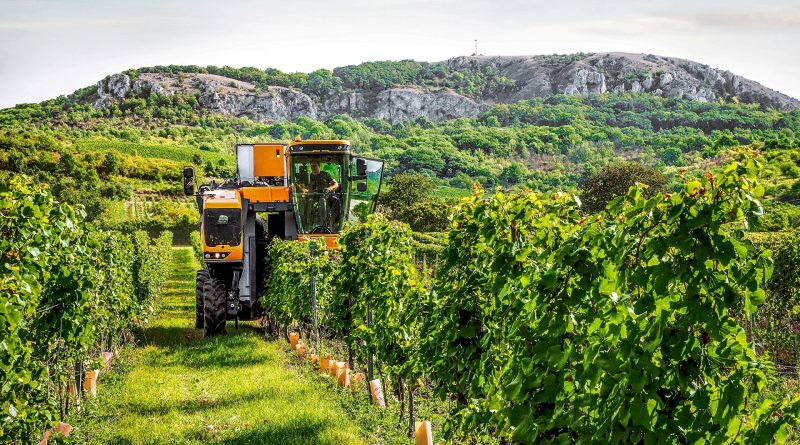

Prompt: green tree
[307,69,342,97]
[579,162,669,213]
[397,147,445,176]
[378,173,452,230]
[401,198,453,232]
[660,146,684,166]
[58,152,80,176]
[101,152,121,176]
[379,173,436,214]
[500,162,530,185]
[7,150,25,172]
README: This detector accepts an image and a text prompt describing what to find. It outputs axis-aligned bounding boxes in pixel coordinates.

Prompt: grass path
[67,247,365,445]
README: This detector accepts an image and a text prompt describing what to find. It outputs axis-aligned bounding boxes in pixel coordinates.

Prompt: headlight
[214,253,221,258]
[204,253,210,259]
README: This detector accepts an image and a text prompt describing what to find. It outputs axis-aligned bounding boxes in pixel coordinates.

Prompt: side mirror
[356,158,367,176]
[183,166,195,196]
[357,182,367,192]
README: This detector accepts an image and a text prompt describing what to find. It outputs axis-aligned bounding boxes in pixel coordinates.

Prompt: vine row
[1,177,173,442]
[262,154,800,443]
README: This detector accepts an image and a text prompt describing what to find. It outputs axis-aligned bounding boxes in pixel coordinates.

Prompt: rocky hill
[85,53,800,124]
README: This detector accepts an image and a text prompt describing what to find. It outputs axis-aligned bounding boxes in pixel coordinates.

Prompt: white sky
[1,0,798,109]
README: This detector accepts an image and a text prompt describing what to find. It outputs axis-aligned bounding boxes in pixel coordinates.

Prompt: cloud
[550,7,800,39]
[0,16,189,31]
[622,6,800,33]
[686,9,800,29]
[571,15,696,36]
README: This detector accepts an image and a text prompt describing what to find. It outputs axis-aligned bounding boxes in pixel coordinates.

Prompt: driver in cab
[297,160,338,194]
[295,160,340,232]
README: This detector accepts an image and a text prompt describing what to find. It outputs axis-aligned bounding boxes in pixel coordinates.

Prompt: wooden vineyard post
[409,389,415,438]
[367,306,374,381]
[76,361,84,406]
[366,305,375,401]
[365,228,374,386]
[309,242,320,355]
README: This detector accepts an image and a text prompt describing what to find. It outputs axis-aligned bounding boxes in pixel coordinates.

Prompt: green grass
[66,247,364,445]
[434,185,474,199]
[281,355,456,445]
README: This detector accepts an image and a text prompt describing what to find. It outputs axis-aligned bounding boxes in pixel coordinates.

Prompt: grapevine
[0,177,173,442]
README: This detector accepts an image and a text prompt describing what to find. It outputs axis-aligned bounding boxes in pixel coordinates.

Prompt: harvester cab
[183,139,383,337]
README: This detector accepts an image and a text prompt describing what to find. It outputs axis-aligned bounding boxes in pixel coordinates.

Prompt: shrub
[579,162,669,213]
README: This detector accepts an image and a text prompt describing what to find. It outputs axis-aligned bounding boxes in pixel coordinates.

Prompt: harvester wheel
[195,269,209,329]
[203,277,227,337]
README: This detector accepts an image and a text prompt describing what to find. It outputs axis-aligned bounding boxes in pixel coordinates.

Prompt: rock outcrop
[446,53,800,110]
[85,72,482,123]
[93,73,131,108]
[85,52,800,122]
[321,91,368,117]
[132,78,171,98]
[373,88,481,124]
[185,74,312,120]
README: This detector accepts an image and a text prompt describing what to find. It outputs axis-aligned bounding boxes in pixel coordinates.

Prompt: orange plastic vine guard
[37,421,73,445]
[289,332,300,349]
[319,356,332,372]
[101,351,113,373]
[337,368,350,388]
[67,382,77,397]
[296,342,307,358]
[415,421,433,445]
[369,379,386,407]
[83,369,99,397]
[351,372,365,394]
[37,430,50,445]
[310,354,318,364]
[334,362,346,380]
[328,360,339,378]
[54,422,72,437]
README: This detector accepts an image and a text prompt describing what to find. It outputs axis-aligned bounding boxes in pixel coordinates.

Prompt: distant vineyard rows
[73,138,232,165]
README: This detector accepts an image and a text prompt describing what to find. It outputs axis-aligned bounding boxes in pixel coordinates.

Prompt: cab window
[290,154,346,234]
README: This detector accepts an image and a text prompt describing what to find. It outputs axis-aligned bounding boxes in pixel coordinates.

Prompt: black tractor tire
[203,277,227,337]
[195,270,209,329]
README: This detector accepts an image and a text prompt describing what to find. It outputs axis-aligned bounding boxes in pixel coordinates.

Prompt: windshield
[204,209,241,247]
[290,154,347,234]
